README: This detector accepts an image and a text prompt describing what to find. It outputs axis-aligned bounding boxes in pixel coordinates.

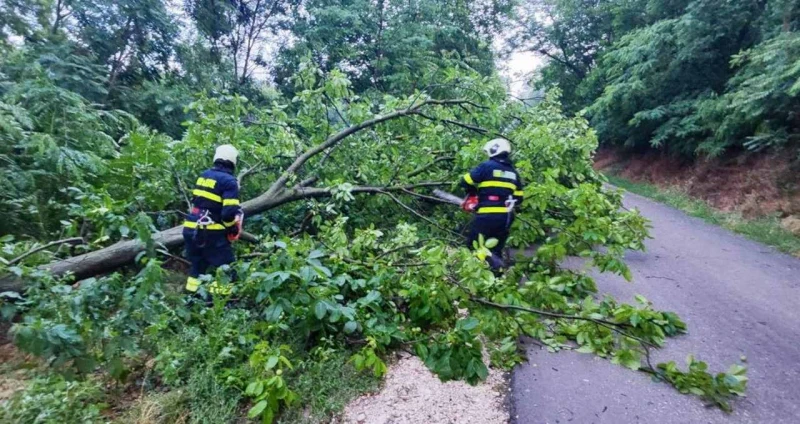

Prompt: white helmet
[213,144,239,166]
[483,138,511,157]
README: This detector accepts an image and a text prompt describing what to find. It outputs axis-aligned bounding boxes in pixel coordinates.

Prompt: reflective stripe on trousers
[185,276,232,295]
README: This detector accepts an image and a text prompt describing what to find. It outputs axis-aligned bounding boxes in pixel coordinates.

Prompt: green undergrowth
[277,351,381,424]
[605,174,800,256]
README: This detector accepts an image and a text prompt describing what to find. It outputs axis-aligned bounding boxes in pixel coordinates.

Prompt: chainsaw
[433,189,477,213]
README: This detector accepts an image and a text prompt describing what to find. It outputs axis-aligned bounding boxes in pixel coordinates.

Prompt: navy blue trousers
[467,214,512,269]
[183,230,235,277]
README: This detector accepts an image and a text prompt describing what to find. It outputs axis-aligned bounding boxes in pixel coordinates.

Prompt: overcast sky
[498,50,543,95]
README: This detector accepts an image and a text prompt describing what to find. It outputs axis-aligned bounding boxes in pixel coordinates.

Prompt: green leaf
[245,382,258,396]
[688,387,705,396]
[248,400,268,419]
[474,360,489,381]
[344,321,358,334]
[266,356,279,370]
[458,317,479,331]
[623,358,641,371]
[264,304,283,322]
[314,301,327,320]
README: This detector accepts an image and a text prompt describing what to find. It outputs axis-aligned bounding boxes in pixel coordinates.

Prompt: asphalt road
[511,191,800,424]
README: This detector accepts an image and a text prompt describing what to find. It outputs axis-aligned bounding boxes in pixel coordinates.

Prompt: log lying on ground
[0,183,445,292]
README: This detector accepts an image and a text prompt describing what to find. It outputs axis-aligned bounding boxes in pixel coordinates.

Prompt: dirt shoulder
[594,149,800,218]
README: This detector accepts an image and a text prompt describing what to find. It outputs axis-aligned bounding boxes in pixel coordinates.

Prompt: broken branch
[7,237,85,266]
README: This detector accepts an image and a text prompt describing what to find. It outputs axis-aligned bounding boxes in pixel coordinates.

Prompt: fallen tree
[0,97,471,292]
[0,66,749,415]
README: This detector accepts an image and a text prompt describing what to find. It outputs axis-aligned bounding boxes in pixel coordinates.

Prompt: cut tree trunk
[0,183,444,292]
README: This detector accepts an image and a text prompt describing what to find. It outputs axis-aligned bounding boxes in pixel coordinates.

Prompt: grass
[278,350,381,424]
[117,391,190,424]
[605,174,800,256]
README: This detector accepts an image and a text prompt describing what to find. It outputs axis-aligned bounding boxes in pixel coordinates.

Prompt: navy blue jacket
[183,162,241,232]
[461,154,524,214]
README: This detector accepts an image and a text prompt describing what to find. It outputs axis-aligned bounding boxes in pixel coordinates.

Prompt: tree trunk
[0,183,444,292]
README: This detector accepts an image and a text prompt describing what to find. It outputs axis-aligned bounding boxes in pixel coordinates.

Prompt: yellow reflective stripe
[222,199,239,206]
[196,177,216,189]
[223,220,237,227]
[463,173,475,186]
[183,220,226,230]
[477,207,510,214]
[209,281,232,295]
[193,189,222,203]
[478,181,517,190]
[514,190,524,197]
[186,277,200,292]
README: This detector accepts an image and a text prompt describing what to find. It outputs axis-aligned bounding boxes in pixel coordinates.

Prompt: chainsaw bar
[432,189,464,205]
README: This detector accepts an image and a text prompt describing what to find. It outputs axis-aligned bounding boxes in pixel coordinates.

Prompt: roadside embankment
[595,149,800,255]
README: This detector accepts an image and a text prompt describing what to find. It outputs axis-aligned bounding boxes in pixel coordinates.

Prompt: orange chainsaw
[433,189,477,213]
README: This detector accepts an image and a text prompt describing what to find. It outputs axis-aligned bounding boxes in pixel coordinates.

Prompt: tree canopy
[523,0,799,156]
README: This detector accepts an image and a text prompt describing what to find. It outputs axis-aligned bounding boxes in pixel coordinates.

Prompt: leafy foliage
[525,0,800,156]
[0,375,107,423]
[1,63,749,421]
[275,0,512,95]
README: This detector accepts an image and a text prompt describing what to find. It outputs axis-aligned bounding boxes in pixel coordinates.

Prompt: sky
[497,50,544,96]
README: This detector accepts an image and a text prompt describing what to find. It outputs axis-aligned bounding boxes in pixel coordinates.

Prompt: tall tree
[275,0,513,95]
[525,0,799,156]
[707,0,800,153]
[0,0,71,45]
[515,0,691,113]
[185,0,299,86]
[584,0,765,155]
[69,0,178,94]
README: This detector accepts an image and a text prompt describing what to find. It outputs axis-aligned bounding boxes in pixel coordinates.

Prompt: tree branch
[446,276,658,349]
[173,169,191,210]
[323,92,350,127]
[414,112,492,135]
[377,190,463,238]
[258,98,475,202]
[406,156,455,179]
[6,238,85,266]
[237,159,266,186]
[400,188,453,205]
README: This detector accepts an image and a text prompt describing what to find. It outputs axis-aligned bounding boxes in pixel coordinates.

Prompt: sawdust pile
[342,352,509,424]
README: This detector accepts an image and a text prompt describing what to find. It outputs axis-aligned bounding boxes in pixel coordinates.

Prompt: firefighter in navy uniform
[183,144,244,296]
[460,138,524,271]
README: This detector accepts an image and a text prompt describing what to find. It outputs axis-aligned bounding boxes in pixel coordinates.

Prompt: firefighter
[461,138,524,270]
[183,144,244,296]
